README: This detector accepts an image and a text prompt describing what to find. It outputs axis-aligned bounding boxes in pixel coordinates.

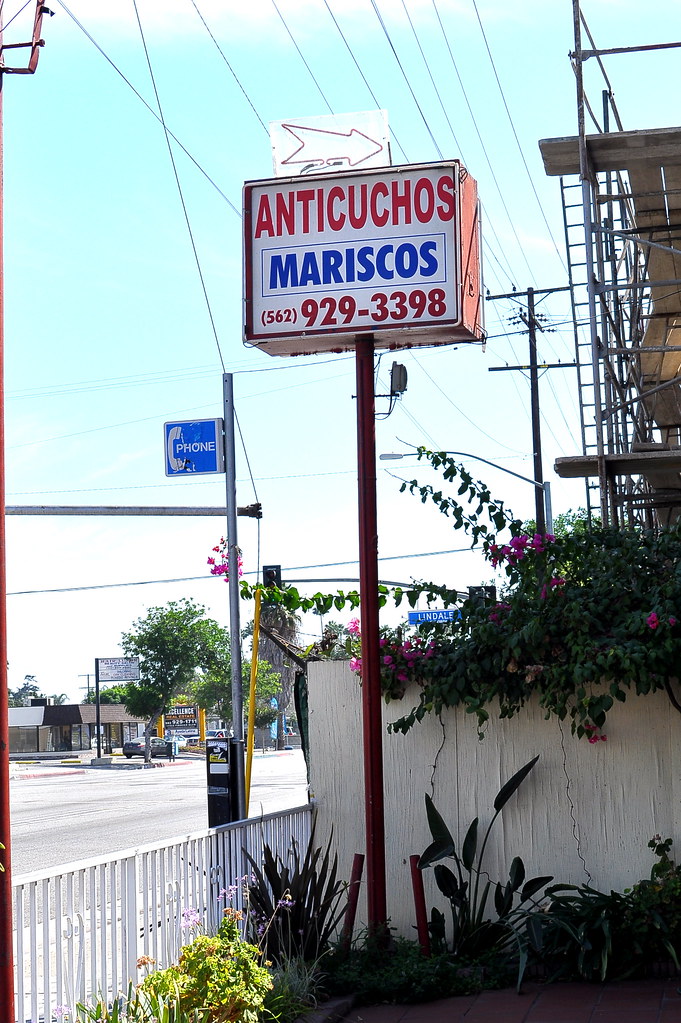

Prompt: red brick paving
[342,979,681,1023]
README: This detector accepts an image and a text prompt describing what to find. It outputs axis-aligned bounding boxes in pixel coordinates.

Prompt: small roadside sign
[164,419,225,476]
[408,609,458,624]
[96,657,140,682]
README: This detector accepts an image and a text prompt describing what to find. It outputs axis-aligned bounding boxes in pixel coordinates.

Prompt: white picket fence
[12,804,312,1023]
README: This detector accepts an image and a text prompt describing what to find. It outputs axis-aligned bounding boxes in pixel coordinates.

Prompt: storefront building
[9,703,144,755]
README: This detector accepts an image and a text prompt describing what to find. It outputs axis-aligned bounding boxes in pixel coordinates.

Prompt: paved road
[10,750,309,876]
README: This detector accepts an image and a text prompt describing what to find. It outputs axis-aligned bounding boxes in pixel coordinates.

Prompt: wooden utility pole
[487,284,574,532]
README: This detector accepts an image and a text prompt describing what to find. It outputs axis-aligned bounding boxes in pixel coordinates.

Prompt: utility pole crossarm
[0,2,49,74]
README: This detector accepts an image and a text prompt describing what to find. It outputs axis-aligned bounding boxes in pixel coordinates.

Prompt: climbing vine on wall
[240,449,681,738]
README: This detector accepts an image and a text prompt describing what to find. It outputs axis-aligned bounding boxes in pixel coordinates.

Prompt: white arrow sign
[270,110,391,178]
[280,123,383,169]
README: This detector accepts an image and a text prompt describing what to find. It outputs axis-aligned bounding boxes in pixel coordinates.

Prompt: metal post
[543,482,554,533]
[355,335,387,934]
[222,373,245,820]
[527,287,546,534]
[573,0,609,524]
[94,661,102,758]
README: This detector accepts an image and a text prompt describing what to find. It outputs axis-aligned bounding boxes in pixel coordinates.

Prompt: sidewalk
[341,979,681,1023]
[8,746,299,780]
[8,754,196,780]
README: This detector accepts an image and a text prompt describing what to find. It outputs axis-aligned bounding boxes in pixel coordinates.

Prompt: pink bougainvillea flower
[647,612,659,629]
[349,657,362,673]
[669,617,677,626]
[347,618,361,636]
[383,655,393,666]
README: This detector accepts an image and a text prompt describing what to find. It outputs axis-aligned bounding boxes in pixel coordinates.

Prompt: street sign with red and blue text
[243,160,483,356]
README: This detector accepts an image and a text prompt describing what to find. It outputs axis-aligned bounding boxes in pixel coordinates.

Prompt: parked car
[178,733,201,746]
[206,729,230,740]
[122,737,169,759]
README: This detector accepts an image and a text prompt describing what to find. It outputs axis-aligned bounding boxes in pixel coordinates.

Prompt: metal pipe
[6,504,261,516]
[355,336,387,934]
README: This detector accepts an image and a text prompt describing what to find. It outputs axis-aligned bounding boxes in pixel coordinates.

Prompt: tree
[188,636,282,726]
[120,598,225,761]
[257,602,300,750]
[8,676,42,707]
[82,683,131,705]
[48,694,68,706]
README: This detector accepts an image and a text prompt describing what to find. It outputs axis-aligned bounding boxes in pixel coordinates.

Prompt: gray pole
[223,374,246,820]
[223,374,243,739]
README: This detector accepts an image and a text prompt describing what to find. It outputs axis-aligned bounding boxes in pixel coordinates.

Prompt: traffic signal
[263,564,282,588]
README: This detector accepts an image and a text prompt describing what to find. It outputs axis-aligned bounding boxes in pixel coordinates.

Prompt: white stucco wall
[307,660,681,937]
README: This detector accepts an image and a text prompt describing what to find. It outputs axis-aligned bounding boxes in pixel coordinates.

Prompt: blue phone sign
[164,419,225,476]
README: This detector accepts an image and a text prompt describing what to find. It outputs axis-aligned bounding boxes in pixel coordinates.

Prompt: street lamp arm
[380,449,543,490]
[441,451,543,490]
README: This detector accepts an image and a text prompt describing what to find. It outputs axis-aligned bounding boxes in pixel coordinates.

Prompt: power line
[54,0,241,216]
[132,0,226,372]
[7,548,472,596]
[471,0,567,273]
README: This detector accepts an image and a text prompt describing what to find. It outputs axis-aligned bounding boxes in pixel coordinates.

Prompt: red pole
[341,852,365,950]
[355,335,387,934]
[0,48,14,1023]
[410,854,431,956]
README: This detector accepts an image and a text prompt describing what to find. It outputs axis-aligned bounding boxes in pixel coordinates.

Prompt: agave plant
[418,754,552,989]
[243,818,348,965]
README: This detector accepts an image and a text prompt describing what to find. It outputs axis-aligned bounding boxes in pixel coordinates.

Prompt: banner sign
[243,161,483,355]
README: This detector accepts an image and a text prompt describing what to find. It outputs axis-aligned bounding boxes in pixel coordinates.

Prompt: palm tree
[256,603,300,749]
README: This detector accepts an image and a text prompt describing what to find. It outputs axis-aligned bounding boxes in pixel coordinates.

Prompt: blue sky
[3,0,678,701]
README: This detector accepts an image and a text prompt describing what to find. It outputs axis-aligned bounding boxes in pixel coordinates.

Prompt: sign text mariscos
[244,162,477,354]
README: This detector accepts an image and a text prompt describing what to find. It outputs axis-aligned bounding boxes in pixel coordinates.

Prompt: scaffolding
[539,0,681,527]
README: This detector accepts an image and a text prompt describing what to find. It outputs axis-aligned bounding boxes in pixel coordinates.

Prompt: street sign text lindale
[243,161,483,356]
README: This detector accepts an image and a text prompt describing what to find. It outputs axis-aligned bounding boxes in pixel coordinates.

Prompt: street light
[380,449,553,532]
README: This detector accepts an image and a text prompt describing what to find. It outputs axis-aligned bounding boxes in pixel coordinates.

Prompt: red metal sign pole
[355,335,387,934]
[0,45,12,1023]
[0,8,50,1014]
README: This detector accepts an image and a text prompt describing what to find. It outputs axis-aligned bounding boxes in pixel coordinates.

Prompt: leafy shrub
[540,836,681,980]
[323,936,514,1004]
[138,911,272,1022]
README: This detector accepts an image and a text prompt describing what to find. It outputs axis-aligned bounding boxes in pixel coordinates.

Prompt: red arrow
[279,123,384,168]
